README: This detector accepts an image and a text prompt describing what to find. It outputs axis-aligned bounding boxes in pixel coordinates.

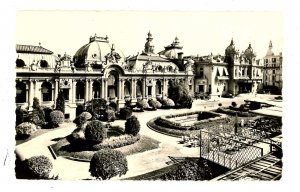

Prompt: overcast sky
[16,11,283,59]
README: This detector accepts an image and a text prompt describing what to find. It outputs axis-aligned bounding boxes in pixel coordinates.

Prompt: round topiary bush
[89,149,128,180]
[136,99,149,109]
[162,98,175,107]
[148,99,162,109]
[16,122,37,137]
[49,110,64,127]
[85,120,107,144]
[15,107,29,126]
[125,115,140,136]
[106,108,116,122]
[119,107,132,120]
[43,107,53,123]
[80,111,92,121]
[24,155,53,179]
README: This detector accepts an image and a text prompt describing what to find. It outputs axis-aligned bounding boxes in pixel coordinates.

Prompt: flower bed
[215,107,256,117]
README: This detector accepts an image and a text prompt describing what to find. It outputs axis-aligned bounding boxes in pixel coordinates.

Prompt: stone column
[89,80,93,100]
[101,78,105,98]
[34,80,38,99]
[118,79,122,100]
[163,79,167,98]
[85,79,89,101]
[131,79,134,98]
[72,79,76,103]
[103,79,107,100]
[142,79,146,99]
[28,79,34,109]
[54,79,59,105]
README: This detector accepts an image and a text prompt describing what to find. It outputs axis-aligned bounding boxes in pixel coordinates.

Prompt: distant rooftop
[16,44,53,54]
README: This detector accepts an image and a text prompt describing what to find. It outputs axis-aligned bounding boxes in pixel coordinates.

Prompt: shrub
[15,107,29,126]
[89,149,128,180]
[162,98,175,108]
[86,98,107,116]
[197,112,219,121]
[154,117,184,130]
[136,99,149,109]
[125,116,140,136]
[16,122,37,136]
[55,91,65,114]
[49,110,64,127]
[148,99,162,109]
[43,107,53,123]
[231,101,237,108]
[85,120,107,144]
[92,134,140,150]
[119,107,132,120]
[76,104,85,116]
[106,108,116,122]
[108,102,117,111]
[24,155,53,179]
[249,102,261,110]
[32,108,45,126]
[32,97,41,109]
[179,94,193,109]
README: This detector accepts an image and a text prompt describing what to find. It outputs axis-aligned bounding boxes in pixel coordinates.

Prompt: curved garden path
[15,94,274,180]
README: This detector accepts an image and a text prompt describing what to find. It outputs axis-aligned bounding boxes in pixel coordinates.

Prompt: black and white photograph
[1,0,299,191]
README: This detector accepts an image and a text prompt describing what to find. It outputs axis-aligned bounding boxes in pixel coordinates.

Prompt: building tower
[144,31,155,55]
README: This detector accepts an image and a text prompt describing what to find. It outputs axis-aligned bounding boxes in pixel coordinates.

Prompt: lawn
[123,158,229,180]
[16,122,76,145]
[148,114,260,138]
[51,135,160,161]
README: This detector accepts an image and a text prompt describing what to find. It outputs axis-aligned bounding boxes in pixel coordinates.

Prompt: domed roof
[225,39,237,56]
[158,37,183,59]
[74,34,125,65]
[244,43,254,57]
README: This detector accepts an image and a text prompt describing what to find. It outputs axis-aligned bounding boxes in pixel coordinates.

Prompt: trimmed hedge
[89,149,128,180]
[136,99,150,109]
[125,116,140,136]
[154,117,184,130]
[85,120,107,144]
[162,98,175,108]
[15,107,29,126]
[24,155,53,179]
[119,107,132,120]
[92,134,140,150]
[215,107,256,117]
[106,109,116,122]
[16,122,37,136]
[148,99,162,109]
[49,110,64,127]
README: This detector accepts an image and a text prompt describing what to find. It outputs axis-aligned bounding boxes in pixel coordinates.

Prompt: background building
[192,39,264,99]
[263,41,283,94]
[15,33,193,120]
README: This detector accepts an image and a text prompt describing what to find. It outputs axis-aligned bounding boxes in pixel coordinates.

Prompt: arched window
[76,81,85,100]
[124,81,131,97]
[16,82,26,103]
[93,81,101,99]
[16,59,26,67]
[155,80,162,95]
[107,74,118,99]
[41,82,52,101]
[40,60,49,68]
[136,80,143,97]
[168,66,173,72]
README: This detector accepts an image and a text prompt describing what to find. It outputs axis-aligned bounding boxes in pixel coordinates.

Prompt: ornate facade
[263,41,283,93]
[15,33,193,120]
[193,39,264,99]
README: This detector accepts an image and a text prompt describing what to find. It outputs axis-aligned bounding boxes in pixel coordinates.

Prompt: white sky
[16,11,283,59]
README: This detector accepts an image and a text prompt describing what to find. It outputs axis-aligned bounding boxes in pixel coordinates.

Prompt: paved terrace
[15,94,278,180]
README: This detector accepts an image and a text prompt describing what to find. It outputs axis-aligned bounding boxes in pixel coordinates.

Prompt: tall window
[148,86,152,96]
[16,82,26,103]
[156,81,162,95]
[62,89,69,101]
[93,81,101,99]
[265,59,268,64]
[272,58,276,63]
[124,81,131,97]
[136,81,143,97]
[41,82,52,101]
[199,68,204,78]
[76,81,85,99]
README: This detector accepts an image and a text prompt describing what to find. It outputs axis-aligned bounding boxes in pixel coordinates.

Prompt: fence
[199,130,264,169]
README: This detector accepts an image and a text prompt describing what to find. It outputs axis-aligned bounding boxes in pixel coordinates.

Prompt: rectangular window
[63,89,69,100]
[148,86,152,96]
[199,68,204,78]
[198,85,204,92]
[189,85,192,91]
[265,59,268,64]
[223,86,226,91]
[272,58,276,62]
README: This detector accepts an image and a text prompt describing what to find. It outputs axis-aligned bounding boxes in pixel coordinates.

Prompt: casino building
[192,39,264,99]
[15,32,194,120]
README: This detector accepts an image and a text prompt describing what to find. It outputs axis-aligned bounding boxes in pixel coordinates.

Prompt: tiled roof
[16,44,53,54]
[128,54,169,62]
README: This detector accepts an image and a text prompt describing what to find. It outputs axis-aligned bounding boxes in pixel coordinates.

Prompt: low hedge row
[148,119,192,137]
[92,134,140,150]
[216,107,256,117]
[154,117,184,130]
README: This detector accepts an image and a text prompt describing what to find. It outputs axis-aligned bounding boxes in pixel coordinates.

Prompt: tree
[86,98,107,116]
[168,81,193,108]
[125,115,140,136]
[84,120,107,144]
[56,91,65,114]
[23,155,53,179]
[32,97,45,126]
[89,149,128,180]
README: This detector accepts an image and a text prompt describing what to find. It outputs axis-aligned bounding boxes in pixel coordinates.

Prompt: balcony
[216,76,229,80]
[75,99,85,104]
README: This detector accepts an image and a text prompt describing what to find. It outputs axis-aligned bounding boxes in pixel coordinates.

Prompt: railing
[199,130,264,169]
